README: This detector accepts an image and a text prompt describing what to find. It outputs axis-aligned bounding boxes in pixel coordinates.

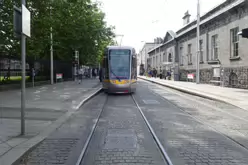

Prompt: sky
[97,0,226,51]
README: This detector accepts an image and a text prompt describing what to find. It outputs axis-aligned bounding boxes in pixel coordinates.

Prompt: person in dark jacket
[99,68,102,82]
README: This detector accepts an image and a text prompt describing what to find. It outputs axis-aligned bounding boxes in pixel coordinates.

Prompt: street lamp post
[21,0,26,135]
[50,3,54,85]
[140,41,145,65]
[140,41,146,74]
[196,0,200,84]
[152,20,159,72]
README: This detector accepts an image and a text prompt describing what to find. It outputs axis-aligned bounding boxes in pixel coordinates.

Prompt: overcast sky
[97,0,226,51]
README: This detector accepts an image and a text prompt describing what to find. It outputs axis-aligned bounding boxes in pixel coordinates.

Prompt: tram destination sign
[109,49,131,55]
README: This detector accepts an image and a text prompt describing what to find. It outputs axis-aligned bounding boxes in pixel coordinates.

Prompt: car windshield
[109,49,130,79]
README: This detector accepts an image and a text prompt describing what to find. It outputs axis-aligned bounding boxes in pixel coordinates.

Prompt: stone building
[137,42,156,74]
[148,0,248,88]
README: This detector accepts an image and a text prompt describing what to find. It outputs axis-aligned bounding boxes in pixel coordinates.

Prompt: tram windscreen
[109,49,131,79]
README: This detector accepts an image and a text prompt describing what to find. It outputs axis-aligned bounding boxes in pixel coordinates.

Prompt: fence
[0,55,73,85]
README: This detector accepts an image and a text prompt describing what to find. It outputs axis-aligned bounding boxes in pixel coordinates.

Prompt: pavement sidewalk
[138,76,248,111]
[0,79,102,165]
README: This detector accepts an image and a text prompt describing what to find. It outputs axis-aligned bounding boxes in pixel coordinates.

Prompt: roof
[107,46,135,50]
[140,42,156,52]
[147,0,245,55]
[148,31,176,54]
[176,0,245,38]
[168,30,176,38]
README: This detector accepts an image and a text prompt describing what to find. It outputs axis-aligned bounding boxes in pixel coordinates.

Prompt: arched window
[229,72,238,87]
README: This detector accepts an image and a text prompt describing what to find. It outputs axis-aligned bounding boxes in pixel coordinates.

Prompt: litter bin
[159,74,162,79]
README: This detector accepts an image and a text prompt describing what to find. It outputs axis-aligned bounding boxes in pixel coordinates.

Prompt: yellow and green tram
[101,46,137,94]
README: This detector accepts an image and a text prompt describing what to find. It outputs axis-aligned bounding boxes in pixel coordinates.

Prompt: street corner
[71,87,102,110]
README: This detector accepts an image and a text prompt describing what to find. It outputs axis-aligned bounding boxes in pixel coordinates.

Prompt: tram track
[75,92,173,165]
[75,93,109,165]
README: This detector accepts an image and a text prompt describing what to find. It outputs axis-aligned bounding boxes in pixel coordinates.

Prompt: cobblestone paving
[19,139,79,165]
[81,95,166,165]
[16,93,107,165]
[134,81,248,165]
[146,80,248,150]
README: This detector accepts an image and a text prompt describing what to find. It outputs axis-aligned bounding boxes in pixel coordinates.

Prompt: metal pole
[50,6,54,85]
[145,46,146,73]
[141,49,143,65]
[159,43,161,74]
[32,70,34,87]
[155,43,156,70]
[196,0,200,84]
[21,0,26,135]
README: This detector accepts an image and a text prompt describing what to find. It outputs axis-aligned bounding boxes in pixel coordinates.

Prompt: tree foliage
[0,0,115,65]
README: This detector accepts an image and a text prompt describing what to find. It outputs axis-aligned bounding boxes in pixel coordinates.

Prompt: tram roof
[107,46,135,50]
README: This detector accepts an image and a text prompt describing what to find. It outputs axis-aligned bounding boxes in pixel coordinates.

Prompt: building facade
[148,0,248,88]
[137,43,156,75]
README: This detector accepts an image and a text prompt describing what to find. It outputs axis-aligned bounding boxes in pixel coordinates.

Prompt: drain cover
[143,100,160,104]
[104,129,137,149]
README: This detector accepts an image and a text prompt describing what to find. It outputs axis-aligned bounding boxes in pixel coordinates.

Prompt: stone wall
[200,69,213,84]
[223,66,248,89]
[179,68,212,83]
[179,66,248,89]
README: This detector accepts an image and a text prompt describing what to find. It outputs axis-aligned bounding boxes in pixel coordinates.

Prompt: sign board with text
[187,74,194,79]
[56,73,63,79]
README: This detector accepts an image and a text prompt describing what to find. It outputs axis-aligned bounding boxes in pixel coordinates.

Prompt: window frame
[211,34,218,60]
[199,40,204,62]
[180,47,184,65]
[187,44,192,64]
[230,27,239,58]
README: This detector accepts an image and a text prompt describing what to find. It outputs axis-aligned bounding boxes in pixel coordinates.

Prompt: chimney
[154,38,157,44]
[183,11,191,25]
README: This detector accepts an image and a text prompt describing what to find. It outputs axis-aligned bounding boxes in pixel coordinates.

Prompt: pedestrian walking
[94,68,97,78]
[99,68,102,82]
[92,68,95,78]
[78,67,83,84]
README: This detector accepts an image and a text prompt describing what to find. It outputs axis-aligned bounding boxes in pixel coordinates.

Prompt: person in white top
[78,67,83,84]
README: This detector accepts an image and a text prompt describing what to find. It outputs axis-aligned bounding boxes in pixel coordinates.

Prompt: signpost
[13,0,31,135]
[32,68,35,87]
[56,73,63,83]
[187,74,194,82]
[73,51,79,81]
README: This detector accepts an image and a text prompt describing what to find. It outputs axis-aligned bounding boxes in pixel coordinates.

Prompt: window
[180,47,184,65]
[230,27,239,57]
[163,52,166,62]
[156,56,158,67]
[188,44,192,63]
[109,49,130,79]
[153,56,155,67]
[211,35,218,60]
[199,40,203,62]
[229,73,238,87]
[168,53,172,62]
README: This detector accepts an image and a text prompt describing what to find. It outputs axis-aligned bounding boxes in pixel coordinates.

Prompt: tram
[101,46,137,94]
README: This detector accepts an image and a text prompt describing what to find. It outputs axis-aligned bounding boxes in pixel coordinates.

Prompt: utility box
[238,28,248,38]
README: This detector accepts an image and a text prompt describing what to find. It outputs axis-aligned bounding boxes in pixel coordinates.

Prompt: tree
[0,0,115,65]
